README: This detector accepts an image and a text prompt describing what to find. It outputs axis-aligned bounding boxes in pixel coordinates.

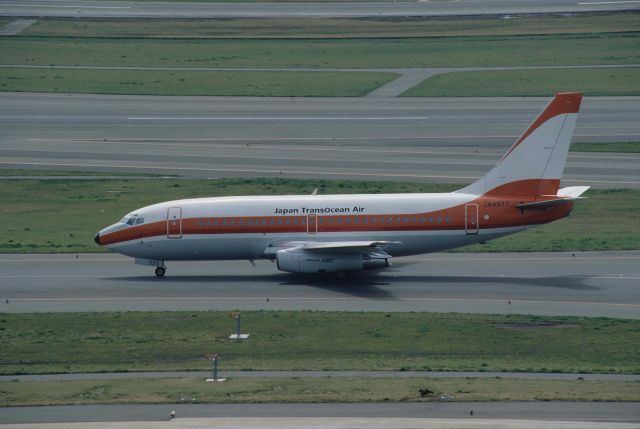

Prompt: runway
[1,0,639,19]
[1,252,639,318]
[1,402,638,425]
[2,93,639,188]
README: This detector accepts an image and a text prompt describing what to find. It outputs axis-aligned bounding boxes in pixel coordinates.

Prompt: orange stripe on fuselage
[100,181,574,246]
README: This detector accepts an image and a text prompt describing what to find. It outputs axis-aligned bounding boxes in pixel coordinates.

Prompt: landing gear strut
[155,266,166,277]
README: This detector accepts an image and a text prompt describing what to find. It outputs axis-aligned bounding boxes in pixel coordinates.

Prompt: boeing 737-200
[95,93,589,277]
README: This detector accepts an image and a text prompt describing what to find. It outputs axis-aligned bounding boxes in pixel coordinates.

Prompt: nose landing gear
[155,266,166,277]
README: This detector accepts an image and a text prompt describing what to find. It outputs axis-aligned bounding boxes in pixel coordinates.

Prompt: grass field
[571,142,640,153]
[0,176,637,253]
[23,14,640,39]
[0,68,396,96]
[1,311,638,375]
[1,377,638,406]
[402,67,640,97]
[2,33,638,69]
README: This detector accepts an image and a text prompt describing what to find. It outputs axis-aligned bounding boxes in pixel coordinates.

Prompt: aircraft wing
[264,240,399,256]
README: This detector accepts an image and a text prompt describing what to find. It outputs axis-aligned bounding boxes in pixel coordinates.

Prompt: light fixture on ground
[228,311,249,340]
[204,353,226,383]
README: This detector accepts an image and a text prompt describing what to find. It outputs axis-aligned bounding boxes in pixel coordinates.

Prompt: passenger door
[167,207,182,239]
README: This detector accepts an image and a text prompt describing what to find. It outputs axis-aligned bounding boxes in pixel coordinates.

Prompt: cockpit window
[120,216,144,226]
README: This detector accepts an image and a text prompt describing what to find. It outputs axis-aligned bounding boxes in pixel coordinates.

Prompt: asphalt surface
[2,93,639,188]
[1,402,638,424]
[1,0,639,18]
[1,252,639,318]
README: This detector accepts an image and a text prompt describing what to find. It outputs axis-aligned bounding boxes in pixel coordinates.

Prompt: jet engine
[275,248,388,274]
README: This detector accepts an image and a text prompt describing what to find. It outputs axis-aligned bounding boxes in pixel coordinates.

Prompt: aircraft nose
[94,232,101,245]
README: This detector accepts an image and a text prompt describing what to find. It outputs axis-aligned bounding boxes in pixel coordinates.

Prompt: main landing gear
[155,266,166,277]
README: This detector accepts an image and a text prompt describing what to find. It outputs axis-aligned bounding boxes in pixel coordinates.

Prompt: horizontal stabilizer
[556,186,591,199]
[516,186,590,210]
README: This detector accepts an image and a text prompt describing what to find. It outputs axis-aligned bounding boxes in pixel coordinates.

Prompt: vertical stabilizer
[458,93,582,196]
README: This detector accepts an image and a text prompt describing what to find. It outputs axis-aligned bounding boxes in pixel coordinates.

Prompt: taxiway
[2,93,639,188]
[1,252,638,318]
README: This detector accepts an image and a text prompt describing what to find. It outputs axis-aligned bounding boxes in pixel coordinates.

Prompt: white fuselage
[99,192,525,262]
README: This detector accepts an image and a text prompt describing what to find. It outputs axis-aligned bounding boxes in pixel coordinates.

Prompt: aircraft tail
[458,93,583,197]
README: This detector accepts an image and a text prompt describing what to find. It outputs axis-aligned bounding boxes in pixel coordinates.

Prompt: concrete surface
[2,93,639,188]
[1,252,639,318]
[1,0,639,18]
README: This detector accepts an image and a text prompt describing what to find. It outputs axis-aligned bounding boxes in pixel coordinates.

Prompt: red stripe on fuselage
[100,186,573,246]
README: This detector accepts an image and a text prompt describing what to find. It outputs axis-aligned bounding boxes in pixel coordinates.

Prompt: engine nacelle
[275,248,388,274]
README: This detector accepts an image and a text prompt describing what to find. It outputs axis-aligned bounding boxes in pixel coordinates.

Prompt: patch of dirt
[495,322,578,329]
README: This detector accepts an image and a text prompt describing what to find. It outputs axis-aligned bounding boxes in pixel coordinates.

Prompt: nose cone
[94,232,101,246]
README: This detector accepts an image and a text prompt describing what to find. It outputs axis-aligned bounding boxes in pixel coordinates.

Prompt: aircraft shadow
[105,271,395,299]
[372,274,599,291]
[104,272,597,302]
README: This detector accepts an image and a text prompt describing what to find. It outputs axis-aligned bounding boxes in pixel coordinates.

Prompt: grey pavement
[1,0,639,19]
[1,402,639,424]
[2,370,639,382]
[2,93,639,188]
[0,19,36,35]
[1,252,639,318]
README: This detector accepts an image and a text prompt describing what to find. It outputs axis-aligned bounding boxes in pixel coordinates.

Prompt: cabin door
[167,207,182,239]
[307,214,317,234]
[465,204,479,235]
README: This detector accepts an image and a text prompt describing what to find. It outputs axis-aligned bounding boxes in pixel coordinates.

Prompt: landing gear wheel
[155,266,166,277]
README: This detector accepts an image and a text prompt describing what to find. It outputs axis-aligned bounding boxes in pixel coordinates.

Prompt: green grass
[0,177,637,253]
[1,312,638,375]
[0,68,396,96]
[401,67,640,97]
[2,33,638,69]
[23,14,640,39]
[0,169,161,177]
[1,377,639,406]
[571,142,640,153]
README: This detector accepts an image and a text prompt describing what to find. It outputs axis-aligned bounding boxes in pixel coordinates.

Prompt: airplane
[95,92,589,277]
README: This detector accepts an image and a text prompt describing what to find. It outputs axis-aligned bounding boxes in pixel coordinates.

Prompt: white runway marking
[578,0,640,4]
[127,117,429,121]
[9,297,640,310]
[1,4,131,9]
